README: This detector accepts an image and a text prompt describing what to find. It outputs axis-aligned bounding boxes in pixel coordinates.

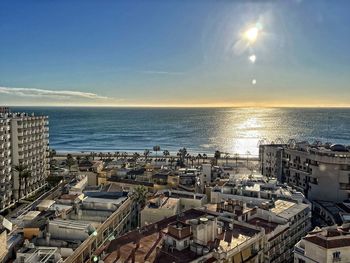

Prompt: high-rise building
[260,142,350,202]
[0,107,49,211]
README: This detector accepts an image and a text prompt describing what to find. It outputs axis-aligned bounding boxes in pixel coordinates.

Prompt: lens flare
[252,79,257,85]
[249,55,256,63]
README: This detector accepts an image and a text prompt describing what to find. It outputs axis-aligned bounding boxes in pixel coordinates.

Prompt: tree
[144,149,150,161]
[214,150,221,166]
[185,153,191,165]
[177,148,187,167]
[163,150,170,158]
[132,152,140,166]
[13,164,31,200]
[196,154,202,165]
[98,152,103,160]
[153,146,161,158]
[203,153,207,163]
[76,156,81,164]
[131,185,148,208]
[190,156,195,167]
[66,154,76,171]
[114,151,120,160]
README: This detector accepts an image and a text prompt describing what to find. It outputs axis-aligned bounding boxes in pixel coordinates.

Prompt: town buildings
[0,107,49,211]
[260,142,350,203]
[294,224,350,263]
[102,209,265,263]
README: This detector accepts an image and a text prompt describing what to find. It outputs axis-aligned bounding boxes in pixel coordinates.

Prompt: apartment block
[0,107,49,211]
[260,142,350,202]
[294,224,350,263]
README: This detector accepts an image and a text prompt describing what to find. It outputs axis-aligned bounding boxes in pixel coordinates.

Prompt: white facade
[0,109,49,210]
[260,142,350,202]
[294,224,350,263]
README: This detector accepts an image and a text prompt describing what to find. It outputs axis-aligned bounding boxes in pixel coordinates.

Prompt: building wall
[1,111,49,210]
[260,144,350,202]
[141,201,179,226]
[0,230,7,262]
[0,117,13,210]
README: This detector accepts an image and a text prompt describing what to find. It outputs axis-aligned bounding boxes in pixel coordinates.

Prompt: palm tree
[185,153,191,165]
[144,149,150,162]
[203,153,207,163]
[66,154,75,171]
[76,156,81,164]
[177,148,187,167]
[214,150,221,166]
[132,152,140,166]
[153,146,161,158]
[163,150,170,159]
[131,185,148,208]
[114,151,120,161]
[196,154,202,165]
[98,152,103,160]
[13,165,30,200]
[190,156,195,167]
[169,157,176,168]
[224,152,230,166]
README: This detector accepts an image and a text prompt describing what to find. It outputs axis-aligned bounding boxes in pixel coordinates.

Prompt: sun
[244,27,259,42]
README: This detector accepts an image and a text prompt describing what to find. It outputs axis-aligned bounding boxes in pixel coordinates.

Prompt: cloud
[0,86,109,100]
[138,70,185,75]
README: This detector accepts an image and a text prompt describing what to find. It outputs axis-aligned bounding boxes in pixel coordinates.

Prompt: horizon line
[4,104,350,109]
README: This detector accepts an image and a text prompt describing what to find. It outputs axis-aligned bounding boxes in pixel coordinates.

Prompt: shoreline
[54,150,260,161]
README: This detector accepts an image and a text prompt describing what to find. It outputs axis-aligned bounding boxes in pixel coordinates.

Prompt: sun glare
[244,27,259,42]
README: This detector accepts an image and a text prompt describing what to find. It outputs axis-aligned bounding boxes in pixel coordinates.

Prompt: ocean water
[12,107,350,156]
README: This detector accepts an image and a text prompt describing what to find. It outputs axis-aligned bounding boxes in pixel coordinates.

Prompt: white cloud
[0,86,109,100]
[138,70,184,75]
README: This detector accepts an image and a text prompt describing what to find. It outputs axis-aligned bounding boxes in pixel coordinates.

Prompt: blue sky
[0,0,349,107]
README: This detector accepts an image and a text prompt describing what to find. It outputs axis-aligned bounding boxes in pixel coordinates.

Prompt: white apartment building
[294,224,350,263]
[210,198,312,263]
[0,107,49,211]
[260,142,350,202]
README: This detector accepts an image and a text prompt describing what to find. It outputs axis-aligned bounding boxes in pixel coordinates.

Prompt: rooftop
[104,209,260,263]
[303,224,350,249]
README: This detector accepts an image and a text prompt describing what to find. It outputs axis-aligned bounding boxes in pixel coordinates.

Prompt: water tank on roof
[330,144,348,152]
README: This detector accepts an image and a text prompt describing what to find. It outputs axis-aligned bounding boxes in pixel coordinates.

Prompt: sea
[12,107,350,157]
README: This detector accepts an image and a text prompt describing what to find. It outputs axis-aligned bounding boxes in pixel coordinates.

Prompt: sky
[0,0,349,107]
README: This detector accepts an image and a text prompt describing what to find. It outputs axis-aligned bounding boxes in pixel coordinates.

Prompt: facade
[141,190,207,226]
[259,144,285,182]
[210,198,312,263]
[0,108,50,211]
[260,142,350,202]
[209,176,307,206]
[294,224,350,263]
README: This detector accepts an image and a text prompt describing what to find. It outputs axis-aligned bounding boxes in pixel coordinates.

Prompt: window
[333,251,341,260]
[298,259,305,263]
[184,240,188,247]
[172,240,176,247]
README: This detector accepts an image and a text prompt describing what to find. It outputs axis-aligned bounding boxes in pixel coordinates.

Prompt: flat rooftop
[270,199,308,219]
